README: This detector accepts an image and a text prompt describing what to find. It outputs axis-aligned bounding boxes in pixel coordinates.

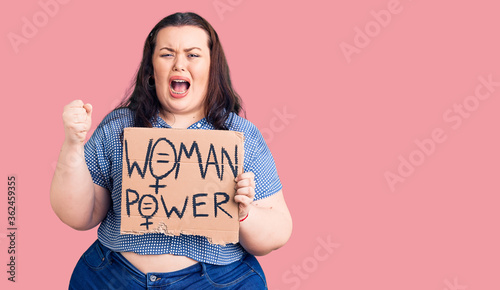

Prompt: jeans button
[150,275,157,282]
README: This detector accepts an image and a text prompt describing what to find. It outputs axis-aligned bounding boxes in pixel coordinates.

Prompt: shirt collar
[151,110,211,130]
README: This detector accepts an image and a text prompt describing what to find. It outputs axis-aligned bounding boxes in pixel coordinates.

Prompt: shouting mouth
[169,77,191,98]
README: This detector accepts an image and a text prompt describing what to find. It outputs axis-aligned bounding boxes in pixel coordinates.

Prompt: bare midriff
[120,252,198,273]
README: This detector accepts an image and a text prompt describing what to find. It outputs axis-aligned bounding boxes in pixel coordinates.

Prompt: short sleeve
[244,126,282,200]
[84,124,112,191]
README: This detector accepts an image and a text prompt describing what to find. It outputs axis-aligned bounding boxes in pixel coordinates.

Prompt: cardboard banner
[120,127,244,245]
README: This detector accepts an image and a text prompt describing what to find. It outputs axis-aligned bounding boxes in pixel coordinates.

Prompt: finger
[235,171,255,182]
[73,111,88,123]
[83,103,93,115]
[236,187,255,199]
[234,194,253,206]
[83,103,92,127]
[236,178,251,188]
[68,99,84,108]
[63,108,87,125]
[63,106,85,116]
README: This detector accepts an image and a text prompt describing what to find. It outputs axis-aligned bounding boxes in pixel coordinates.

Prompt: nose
[172,55,186,72]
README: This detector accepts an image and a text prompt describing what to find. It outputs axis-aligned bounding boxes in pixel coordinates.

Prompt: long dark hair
[119,12,243,129]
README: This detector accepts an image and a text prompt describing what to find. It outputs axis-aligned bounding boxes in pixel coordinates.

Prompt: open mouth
[170,79,190,94]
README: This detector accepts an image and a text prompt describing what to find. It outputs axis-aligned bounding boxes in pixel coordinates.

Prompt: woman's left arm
[234,172,293,256]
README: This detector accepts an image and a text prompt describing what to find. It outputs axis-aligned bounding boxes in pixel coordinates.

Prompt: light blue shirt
[84,108,282,265]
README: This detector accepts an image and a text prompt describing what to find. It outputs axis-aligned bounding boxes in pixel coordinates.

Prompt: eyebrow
[159,47,202,52]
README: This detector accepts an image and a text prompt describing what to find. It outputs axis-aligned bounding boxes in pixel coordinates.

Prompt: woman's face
[152,25,211,121]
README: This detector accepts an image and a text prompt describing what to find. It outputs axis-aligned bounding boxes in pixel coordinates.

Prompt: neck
[160,110,205,129]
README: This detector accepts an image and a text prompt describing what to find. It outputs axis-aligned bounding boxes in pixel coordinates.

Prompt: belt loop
[94,239,106,262]
[200,262,207,277]
[240,251,247,262]
[96,239,113,262]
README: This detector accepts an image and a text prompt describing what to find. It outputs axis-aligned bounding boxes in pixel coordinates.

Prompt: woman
[51,12,292,289]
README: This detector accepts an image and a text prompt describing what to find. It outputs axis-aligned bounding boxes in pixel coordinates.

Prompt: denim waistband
[97,240,206,287]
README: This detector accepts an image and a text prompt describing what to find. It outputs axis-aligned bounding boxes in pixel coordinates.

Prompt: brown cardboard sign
[120,127,244,245]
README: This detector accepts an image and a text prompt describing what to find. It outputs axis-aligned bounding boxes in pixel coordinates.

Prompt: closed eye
[188,54,200,58]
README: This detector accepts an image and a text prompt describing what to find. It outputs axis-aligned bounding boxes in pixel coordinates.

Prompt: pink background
[1,0,500,289]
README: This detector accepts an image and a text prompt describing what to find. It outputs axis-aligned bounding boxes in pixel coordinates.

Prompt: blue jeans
[69,239,267,289]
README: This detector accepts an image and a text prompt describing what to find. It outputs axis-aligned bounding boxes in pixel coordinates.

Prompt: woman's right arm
[50,100,111,231]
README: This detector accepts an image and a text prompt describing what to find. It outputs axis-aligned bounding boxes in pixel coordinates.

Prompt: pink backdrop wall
[2,0,500,289]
